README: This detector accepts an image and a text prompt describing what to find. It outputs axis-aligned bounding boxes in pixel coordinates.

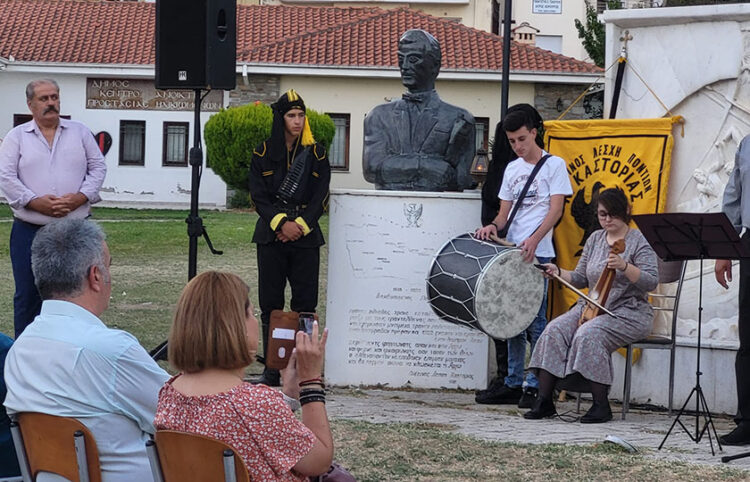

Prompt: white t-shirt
[498,151,573,257]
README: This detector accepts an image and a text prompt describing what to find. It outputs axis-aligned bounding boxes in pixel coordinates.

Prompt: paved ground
[326,387,750,470]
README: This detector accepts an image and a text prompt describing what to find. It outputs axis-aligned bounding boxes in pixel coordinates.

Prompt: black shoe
[719,424,750,446]
[518,387,538,409]
[524,396,556,419]
[475,384,522,405]
[580,401,613,424]
[475,376,505,397]
[251,367,280,387]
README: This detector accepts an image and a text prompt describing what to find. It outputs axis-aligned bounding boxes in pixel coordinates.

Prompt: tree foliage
[574,2,607,68]
[204,102,335,192]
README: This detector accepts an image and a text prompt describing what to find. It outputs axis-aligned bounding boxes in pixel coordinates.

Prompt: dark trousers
[256,242,320,361]
[492,338,509,381]
[10,219,42,338]
[736,231,750,425]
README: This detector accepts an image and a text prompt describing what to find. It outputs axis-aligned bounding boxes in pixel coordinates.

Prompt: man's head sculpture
[397,29,442,93]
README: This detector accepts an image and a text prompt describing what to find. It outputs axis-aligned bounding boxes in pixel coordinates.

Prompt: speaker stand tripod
[150,89,223,361]
[634,212,750,457]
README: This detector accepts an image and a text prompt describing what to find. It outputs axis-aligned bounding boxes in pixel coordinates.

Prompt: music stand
[633,212,750,457]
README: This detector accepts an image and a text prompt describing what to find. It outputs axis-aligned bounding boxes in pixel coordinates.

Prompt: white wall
[601,3,750,413]
[507,0,589,62]
[0,71,228,208]
[267,0,495,33]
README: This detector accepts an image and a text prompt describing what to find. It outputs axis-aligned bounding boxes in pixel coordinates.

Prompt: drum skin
[426,233,545,339]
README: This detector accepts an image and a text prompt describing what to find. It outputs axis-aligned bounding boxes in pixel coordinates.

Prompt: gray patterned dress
[528,228,659,385]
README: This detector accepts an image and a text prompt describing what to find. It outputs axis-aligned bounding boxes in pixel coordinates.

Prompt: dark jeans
[10,219,42,338]
[492,338,509,382]
[256,243,320,361]
[736,231,750,425]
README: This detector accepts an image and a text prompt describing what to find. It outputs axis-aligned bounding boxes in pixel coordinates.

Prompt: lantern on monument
[470,148,489,184]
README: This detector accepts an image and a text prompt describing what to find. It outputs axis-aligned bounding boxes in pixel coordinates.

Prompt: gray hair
[26,79,60,101]
[32,218,107,300]
[399,29,442,68]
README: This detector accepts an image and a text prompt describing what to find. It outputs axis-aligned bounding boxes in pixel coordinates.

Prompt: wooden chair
[621,259,687,419]
[146,430,250,482]
[10,412,101,482]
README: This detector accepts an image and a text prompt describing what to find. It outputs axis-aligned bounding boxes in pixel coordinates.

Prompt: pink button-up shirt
[0,118,107,225]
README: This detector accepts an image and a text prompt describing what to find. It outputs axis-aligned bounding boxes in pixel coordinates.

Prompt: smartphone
[298,312,316,335]
[267,310,298,370]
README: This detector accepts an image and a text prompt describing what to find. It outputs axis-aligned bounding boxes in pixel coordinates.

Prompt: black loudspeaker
[155,0,236,90]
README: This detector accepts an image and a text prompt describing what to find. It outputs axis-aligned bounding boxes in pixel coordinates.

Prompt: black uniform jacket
[248,140,331,247]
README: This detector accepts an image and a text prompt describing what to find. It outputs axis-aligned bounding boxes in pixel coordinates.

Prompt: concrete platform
[326,387,750,470]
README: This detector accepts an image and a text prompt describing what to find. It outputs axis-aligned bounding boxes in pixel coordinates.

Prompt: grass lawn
[331,420,748,481]
[0,205,746,481]
[0,205,328,368]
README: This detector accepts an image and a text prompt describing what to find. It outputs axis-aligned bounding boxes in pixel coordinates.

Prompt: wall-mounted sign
[86,78,223,112]
[533,0,562,14]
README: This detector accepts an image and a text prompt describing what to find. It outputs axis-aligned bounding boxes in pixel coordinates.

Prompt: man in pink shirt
[0,79,106,337]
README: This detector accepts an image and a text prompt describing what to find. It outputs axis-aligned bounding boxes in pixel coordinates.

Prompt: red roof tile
[0,0,600,75]
[0,0,155,64]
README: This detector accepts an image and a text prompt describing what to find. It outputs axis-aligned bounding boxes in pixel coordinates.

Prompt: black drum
[426,233,545,339]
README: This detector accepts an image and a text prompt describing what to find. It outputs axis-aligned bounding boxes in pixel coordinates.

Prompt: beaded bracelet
[300,388,325,397]
[300,388,326,396]
[299,377,324,387]
[300,395,326,406]
[299,381,325,389]
[299,392,326,401]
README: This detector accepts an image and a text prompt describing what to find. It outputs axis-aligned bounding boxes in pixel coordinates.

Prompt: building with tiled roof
[0,0,602,206]
[237,6,598,75]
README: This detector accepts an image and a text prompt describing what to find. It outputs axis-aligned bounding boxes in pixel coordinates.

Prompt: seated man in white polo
[4,218,169,481]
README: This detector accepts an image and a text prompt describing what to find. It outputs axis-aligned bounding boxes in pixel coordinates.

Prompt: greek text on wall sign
[532,0,562,14]
[86,78,223,112]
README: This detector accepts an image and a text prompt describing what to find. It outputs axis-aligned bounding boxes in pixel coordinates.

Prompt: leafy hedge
[204,102,335,192]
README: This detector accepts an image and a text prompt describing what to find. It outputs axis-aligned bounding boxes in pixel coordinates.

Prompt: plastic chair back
[11,412,101,482]
[147,430,250,482]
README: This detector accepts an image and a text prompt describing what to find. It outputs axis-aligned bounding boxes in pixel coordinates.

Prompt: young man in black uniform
[248,90,331,386]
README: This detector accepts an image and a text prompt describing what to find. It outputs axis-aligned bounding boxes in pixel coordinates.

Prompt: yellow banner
[544,117,680,320]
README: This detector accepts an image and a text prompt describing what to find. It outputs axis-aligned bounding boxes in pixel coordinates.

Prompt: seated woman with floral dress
[154,271,333,480]
[525,188,659,423]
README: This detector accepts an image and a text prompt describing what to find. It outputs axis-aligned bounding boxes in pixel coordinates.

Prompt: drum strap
[498,154,551,238]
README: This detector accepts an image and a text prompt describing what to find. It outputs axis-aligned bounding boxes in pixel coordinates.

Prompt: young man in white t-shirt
[475,108,573,407]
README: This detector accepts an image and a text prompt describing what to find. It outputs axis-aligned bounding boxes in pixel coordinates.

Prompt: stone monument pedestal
[325,189,490,389]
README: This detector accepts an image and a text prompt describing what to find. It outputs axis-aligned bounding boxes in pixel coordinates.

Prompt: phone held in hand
[267,311,319,370]
[267,311,297,370]
[299,312,316,335]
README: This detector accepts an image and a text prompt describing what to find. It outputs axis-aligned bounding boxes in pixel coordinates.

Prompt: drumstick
[544,269,618,318]
[488,233,516,247]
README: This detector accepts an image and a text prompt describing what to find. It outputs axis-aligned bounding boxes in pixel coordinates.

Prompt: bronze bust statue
[363,29,476,191]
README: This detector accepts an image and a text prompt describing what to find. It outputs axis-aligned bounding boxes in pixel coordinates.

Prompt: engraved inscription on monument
[86,78,223,111]
[325,190,488,389]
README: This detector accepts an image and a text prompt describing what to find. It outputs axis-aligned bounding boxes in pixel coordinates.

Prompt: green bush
[205,102,336,192]
[227,188,253,209]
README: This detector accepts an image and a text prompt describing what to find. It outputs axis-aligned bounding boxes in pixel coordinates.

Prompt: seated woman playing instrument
[154,271,334,480]
[525,188,658,423]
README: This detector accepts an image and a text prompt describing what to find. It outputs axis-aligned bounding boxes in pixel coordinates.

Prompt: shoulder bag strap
[500,154,552,236]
